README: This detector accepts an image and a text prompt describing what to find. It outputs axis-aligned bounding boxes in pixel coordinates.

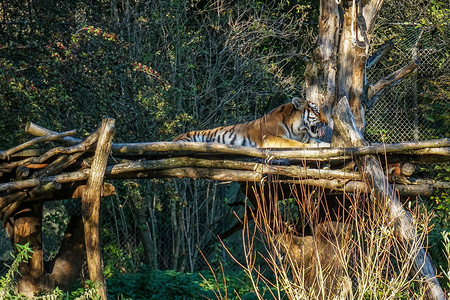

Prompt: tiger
[173,97,330,148]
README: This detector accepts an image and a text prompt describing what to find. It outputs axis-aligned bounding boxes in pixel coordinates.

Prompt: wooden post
[81,117,115,300]
[332,97,445,300]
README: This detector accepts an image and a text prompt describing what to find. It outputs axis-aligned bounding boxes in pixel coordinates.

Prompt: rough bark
[23,122,449,161]
[332,97,445,300]
[1,182,61,228]
[304,0,339,123]
[25,122,81,146]
[14,203,44,298]
[350,42,367,130]
[0,155,446,199]
[81,118,115,300]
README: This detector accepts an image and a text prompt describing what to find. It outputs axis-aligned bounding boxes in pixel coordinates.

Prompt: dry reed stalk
[207,179,434,299]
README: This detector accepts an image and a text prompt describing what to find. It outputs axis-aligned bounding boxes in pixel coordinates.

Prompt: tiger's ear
[292,97,307,110]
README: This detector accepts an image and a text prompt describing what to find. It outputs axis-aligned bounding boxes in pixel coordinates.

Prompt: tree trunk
[15,202,44,298]
[333,97,445,300]
[303,0,445,298]
[304,0,339,124]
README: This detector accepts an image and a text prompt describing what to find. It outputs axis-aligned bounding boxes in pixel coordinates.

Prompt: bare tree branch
[366,39,394,69]
[0,130,77,160]
[367,59,420,108]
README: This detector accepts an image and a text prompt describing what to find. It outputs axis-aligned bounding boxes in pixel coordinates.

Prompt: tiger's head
[290,97,328,140]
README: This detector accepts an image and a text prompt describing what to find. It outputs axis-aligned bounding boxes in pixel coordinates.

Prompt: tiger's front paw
[309,138,330,148]
[317,142,330,148]
[310,142,330,148]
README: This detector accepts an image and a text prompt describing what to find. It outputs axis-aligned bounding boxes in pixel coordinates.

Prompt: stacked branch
[0,122,447,226]
[0,121,116,298]
[0,123,448,200]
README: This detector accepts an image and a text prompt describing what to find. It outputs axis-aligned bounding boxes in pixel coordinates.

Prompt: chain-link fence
[366,24,449,143]
[0,23,448,277]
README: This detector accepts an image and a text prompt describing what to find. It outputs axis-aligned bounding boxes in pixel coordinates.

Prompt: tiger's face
[290,98,328,141]
[305,102,327,138]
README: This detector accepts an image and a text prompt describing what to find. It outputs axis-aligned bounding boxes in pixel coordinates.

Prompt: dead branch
[0,128,100,173]
[366,40,394,69]
[2,196,26,229]
[109,139,450,161]
[0,157,444,198]
[25,122,81,146]
[0,157,359,193]
[22,122,449,163]
[108,157,361,180]
[0,192,27,216]
[0,130,77,160]
[367,59,420,108]
[1,182,61,228]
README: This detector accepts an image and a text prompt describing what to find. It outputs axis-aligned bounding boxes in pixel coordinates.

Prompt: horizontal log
[114,169,437,197]
[108,139,450,160]
[8,145,450,164]
[0,157,360,193]
[1,183,115,211]
[23,122,449,161]
[107,157,361,180]
[0,159,444,199]
[129,168,263,182]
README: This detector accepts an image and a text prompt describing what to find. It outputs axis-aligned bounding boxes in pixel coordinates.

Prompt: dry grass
[210,181,435,299]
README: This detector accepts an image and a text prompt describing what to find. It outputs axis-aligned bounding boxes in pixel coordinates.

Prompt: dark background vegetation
[0,0,448,298]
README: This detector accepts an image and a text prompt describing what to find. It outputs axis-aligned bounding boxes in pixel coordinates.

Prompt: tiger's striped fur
[173,97,329,148]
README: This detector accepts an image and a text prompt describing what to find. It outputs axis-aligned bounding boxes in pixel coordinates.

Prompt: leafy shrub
[106,268,260,300]
[0,243,33,300]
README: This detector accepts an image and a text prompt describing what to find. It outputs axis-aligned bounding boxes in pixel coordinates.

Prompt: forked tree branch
[367,59,420,108]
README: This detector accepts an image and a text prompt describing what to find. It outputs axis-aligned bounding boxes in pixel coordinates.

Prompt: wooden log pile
[0,119,449,297]
[1,121,448,205]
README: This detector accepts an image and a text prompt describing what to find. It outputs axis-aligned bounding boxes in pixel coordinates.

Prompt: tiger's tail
[173,127,223,143]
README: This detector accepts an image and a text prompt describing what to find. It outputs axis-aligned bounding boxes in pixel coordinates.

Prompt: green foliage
[420,76,450,138]
[426,0,450,25]
[0,244,99,299]
[0,243,34,299]
[106,268,260,300]
[0,0,315,151]
[426,164,450,288]
[62,280,102,300]
[0,0,448,298]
